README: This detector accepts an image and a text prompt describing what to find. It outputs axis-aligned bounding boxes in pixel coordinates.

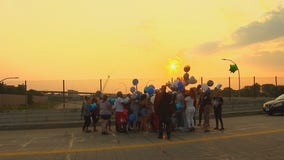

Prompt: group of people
[80,82,224,140]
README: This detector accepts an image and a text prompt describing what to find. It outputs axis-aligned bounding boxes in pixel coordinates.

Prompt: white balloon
[215,83,222,89]
[187,76,197,84]
[201,83,209,92]
[173,79,180,89]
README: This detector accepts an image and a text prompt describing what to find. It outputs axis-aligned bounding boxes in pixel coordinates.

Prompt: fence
[3,76,283,93]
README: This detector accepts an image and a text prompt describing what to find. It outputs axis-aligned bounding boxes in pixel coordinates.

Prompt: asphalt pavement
[0,114,284,160]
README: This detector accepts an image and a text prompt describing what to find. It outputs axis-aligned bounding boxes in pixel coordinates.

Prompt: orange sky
[1,0,284,84]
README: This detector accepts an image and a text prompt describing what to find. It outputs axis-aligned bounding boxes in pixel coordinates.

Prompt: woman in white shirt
[184,88,196,131]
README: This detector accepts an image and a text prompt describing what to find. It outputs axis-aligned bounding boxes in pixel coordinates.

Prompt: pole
[25,80,28,106]
[238,69,241,97]
[253,76,256,98]
[100,79,102,91]
[229,76,231,101]
[275,76,278,96]
[63,80,65,109]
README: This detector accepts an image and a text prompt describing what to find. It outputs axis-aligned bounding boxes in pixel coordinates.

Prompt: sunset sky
[1,0,284,83]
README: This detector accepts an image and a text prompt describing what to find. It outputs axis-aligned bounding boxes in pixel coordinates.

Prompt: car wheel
[268,111,274,115]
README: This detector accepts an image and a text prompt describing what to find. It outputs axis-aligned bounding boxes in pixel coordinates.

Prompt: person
[200,86,212,132]
[155,85,174,140]
[196,85,204,126]
[99,95,113,135]
[90,97,99,132]
[151,91,159,132]
[184,88,196,131]
[130,92,140,131]
[114,91,127,132]
[139,94,148,132]
[213,87,224,131]
[81,97,92,132]
[175,90,185,130]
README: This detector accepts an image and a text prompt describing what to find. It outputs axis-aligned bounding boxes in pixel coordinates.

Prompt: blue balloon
[108,97,115,105]
[144,86,149,94]
[205,88,211,94]
[130,87,136,93]
[176,103,182,110]
[128,113,136,122]
[177,81,185,91]
[132,79,139,85]
[90,103,97,110]
[149,84,155,90]
[148,87,154,95]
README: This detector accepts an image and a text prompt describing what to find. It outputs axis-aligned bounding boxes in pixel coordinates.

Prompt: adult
[184,88,196,131]
[81,97,92,132]
[90,97,99,132]
[196,85,204,126]
[200,88,212,132]
[155,85,174,140]
[114,91,127,132]
[213,88,224,130]
[99,95,113,135]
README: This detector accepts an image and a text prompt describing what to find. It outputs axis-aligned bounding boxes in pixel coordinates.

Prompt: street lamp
[221,59,241,95]
[0,77,19,84]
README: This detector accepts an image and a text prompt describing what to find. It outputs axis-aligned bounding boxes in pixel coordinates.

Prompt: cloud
[241,50,284,68]
[192,6,284,54]
[232,7,284,46]
[192,41,221,54]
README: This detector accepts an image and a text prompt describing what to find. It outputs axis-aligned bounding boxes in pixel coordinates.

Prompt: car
[263,94,284,115]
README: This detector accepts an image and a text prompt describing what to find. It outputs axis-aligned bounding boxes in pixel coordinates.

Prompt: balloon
[132,79,139,85]
[207,80,214,87]
[183,73,189,81]
[108,97,115,105]
[205,88,211,94]
[184,65,191,72]
[128,113,136,122]
[173,79,180,90]
[177,81,185,91]
[187,76,197,84]
[144,86,149,94]
[90,103,97,110]
[229,64,238,73]
[166,81,174,90]
[144,86,154,96]
[176,103,182,110]
[215,83,222,90]
[149,84,155,90]
[201,83,209,92]
[130,87,136,93]
[147,86,155,95]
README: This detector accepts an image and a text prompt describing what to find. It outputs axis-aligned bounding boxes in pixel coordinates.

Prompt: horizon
[3,76,284,94]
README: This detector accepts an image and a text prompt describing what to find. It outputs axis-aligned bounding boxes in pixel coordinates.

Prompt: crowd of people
[80,81,224,140]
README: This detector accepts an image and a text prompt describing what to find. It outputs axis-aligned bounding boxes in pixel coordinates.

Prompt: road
[0,114,283,160]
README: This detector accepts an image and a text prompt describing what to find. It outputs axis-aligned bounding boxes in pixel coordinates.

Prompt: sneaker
[219,128,224,131]
[204,129,210,132]
[213,127,218,130]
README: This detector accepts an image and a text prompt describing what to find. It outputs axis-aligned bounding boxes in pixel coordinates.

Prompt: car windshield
[275,94,284,100]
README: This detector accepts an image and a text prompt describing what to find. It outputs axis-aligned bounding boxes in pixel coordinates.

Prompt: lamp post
[221,59,241,96]
[0,77,19,84]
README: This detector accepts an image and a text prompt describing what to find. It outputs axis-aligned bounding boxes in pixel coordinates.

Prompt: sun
[167,57,182,76]
[170,63,177,71]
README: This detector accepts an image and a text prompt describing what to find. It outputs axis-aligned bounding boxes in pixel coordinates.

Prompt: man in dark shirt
[155,85,174,140]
